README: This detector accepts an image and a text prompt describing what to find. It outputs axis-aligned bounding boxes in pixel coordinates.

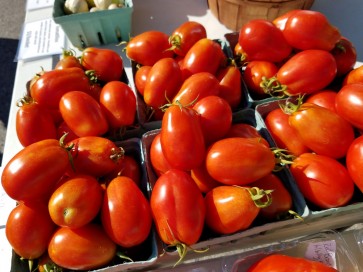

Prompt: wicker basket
[208,0,315,31]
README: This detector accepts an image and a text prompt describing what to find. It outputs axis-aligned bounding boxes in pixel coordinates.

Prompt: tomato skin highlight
[217,65,243,110]
[150,169,206,246]
[346,135,363,193]
[150,133,172,177]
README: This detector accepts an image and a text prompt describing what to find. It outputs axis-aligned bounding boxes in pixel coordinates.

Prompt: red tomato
[247,254,339,272]
[342,65,363,85]
[169,21,207,56]
[149,133,172,177]
[204,186,260,234]
[305,89,337,112]
[48,174,103,228]
[150,169,205,246]
[48,224,116,270]
[290,153,354,209]
[182,38,226,79]
[105,155,141,186]
[134,65,151,96]
[160,105,205,171]
[238,19,292,63]
[16,97,57,147]
[225,123,269,147]
[346,135,363,193]
[331,37,357,77]
[243,60,278,98]
[272,9,299,31]
[101,176,152,247]
[88,82,103,101]
[172,72,220,106]
[6,201,55,260]
[59,91,109,137]
[69,136,124,178]
[216,65,243,109]
[191,163,222,193]
[206,137,275,185]
[56,121,79,143]
[282,10,341,51]
[1,139,70,201]
[193,95,232,145]
[335,83,363,130]
[264,107,310,156]
[99,81,136,128]
[143,57,182,108]
[288,102,355,159]
[125,31,174,66]
[81,47,123,83]
[30,67,90,109]
[55,50,83,70]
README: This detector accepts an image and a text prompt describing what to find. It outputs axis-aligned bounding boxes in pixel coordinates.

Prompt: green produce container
[52,0,133,49]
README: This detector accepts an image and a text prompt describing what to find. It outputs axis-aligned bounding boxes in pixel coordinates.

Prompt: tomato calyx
[16,96,35,107]
[245,186,273,208]
[278,95,305,115]
[110,146,125,163]
[116,251,134,263]
[272,148,296,170]
[168,34,182,52]
[260,76,288,98]
[84,70,99,84]
[163,243,209,267]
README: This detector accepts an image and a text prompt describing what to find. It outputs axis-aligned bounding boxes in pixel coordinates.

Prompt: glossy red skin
[343,65,363,85]
[336,83,363,130]
[206,137,275,185]
[134,65,151,96]
[59,91,109,137]
[265,107,310,156]
[6,201,56,260]
[126,31,174,66]
[69,136,122,178]
[104,155,141,186]
[250,173,293,220]
[30,67,90,109]
[172,72,220,106]
[247,254,339,272]
[190,162,222,193]
[48,174,103,228]
[143,58,182,108]
[99,81,136,127]
[305,89,337,112]
[216,66,242,109]
[289,103,354,159]
[238,19,292,63]
[81,47,123,83]
[205,185,260,235]
[101,176,152,247]
[346,135,363,193]
[16,100,57,147]
[1,139,70,201]
[331,37,357,77]
[170,21,207,56]
[243,60,278,98]
[182,38,226,79]
[150,133,172,177]
[48,224,116,270]
[160,105,205,171]
[150,169,205,246]
[225,123,269,147]
[290,153,354,209]
[277,50,337,95]
[282,10,341,51]
[272,9,300,31]
[55,55,83,70]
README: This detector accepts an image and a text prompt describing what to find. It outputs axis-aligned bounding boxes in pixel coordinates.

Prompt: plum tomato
[134,65,151,96]
[225,123,269,148]
[149,133,172,177]
[305,89,338,112]
[346,135,363,193]
[331,37,357,77]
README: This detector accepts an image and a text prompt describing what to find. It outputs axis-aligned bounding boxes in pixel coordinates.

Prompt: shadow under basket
[208,0,315,31]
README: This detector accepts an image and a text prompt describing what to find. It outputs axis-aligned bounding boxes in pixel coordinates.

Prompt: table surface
[1,0,363,271]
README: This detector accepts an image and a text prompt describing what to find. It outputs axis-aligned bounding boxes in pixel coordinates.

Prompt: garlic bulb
[94,0,112,10]
[64,0,89,14]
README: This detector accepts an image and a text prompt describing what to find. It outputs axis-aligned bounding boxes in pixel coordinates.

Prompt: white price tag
[305,240,337,269]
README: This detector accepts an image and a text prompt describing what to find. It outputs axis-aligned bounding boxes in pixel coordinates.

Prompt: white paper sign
[26,0,55,11]
[305,240,337,269]
[17,18,65,61]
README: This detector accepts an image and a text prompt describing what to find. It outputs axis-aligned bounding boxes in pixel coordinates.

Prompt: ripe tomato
[206,137,275,185]
[169,21,207,56]
[16,97,57,147]
[282,10,341,51]
[81,47,123,83]
[346,135,363,193]
[143,57,182,108]
[6,201,55,260]
[172,72,220,106]
[193,95,232,145]
[204,185,260,235]
[48,174,103,228]
[305,89,337,112]
[134,65,151,96]
[342,65,363,85]
[181,38,226,79]
[104,155,141,186]
[191,163,222,193]
[272,9,299,31]
[225,123,269,147]
[160,105,205,171]
[288,102,354,159]
[216,65,243,109]
[68,136,124,178]
[59,91,109,137]
[101,176,152,247]
[149,133,172,177]
[150,169,205,246]
[125,30,174,66]
[48,224,116,270]
[99,81,136,128]
[335,83,363,130]
[1,139,70,201]
[247,254,339,272]
[331,37,357,77]
[289,153,354,209]
[30,67,90,109]
[55,50,83,70]
[238,19,292,63]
